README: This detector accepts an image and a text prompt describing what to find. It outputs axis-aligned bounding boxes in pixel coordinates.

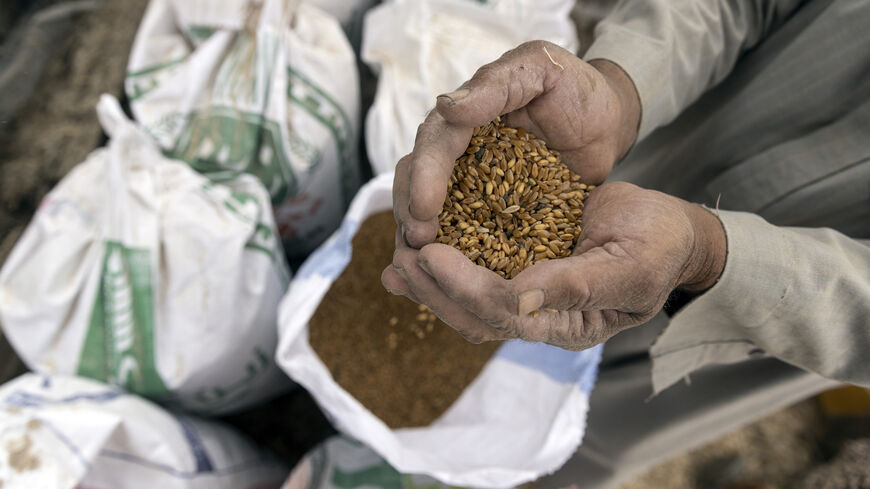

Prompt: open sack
[276,174,602,488]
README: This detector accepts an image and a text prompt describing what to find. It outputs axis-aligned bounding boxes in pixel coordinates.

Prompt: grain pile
[308,211,501,429]
[436,118,591,279]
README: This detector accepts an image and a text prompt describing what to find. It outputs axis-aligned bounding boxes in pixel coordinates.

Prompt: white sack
[0,95,291,415]
[307,0,376,27]
[307,0,377,38]
[276,174,602,488]
[282,435,479,489]
[361,0,578,175]
[0,373,288,489]
[126,0,361,257]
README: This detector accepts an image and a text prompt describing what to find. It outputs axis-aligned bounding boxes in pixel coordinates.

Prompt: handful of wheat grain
[436,118,591,279]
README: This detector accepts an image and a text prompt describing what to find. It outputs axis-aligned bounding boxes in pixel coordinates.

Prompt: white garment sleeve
[650,210,870,393]
[583,0,804,139]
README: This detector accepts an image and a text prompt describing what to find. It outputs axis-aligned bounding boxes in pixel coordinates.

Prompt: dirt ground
[0,1,868,487]
[0,0,147,264]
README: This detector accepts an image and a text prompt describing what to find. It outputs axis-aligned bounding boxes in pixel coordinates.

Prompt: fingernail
[416,256,432,275]
[437,88,470,104]
[518,289,545,316]
[386,288,401,296]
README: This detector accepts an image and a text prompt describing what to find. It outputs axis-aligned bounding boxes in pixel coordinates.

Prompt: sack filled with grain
[361,0,578,175]
[281,435,529,489]
[0,373,288,489]
[125,0,361,258]
[306,0,377,50]
[0,95,292,416]
[276,171,602,488]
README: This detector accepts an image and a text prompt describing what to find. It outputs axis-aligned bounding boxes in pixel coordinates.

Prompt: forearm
[652,210,870,392]
[584,0,803,140]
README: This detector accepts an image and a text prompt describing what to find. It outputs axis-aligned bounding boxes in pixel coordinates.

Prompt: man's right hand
[397,40,641,250]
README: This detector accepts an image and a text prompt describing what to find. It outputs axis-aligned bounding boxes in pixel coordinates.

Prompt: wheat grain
[435,118,591,279]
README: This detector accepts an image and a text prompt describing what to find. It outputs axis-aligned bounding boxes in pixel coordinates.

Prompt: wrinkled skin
[397,40,640,250]
[384,182,724,349]
[382,41,726,350]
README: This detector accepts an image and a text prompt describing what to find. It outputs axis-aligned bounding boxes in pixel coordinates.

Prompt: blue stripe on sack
[174,416,215,473]
[3,389,124,408]
[98,450,280,478]
[297,220,360,280]
[496,341,603,394]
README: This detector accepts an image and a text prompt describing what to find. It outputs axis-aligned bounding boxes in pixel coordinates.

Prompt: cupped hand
[383,182,726,350]
[398,41,641,250]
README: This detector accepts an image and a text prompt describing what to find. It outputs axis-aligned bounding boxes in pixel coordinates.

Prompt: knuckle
[557,274,590,310]
[472,62,500,84]
[565,325,593,350]
[543,314,580,349]
[514,39,543,52]
[520,40,561,61]
[413,122,429,145]
[396,154,412,172]
[492,315,522,338]
[602,181,634,193]
[413,111,443,144]
[548,324,584,350]
[562,312,609,348]
[524,39,551,51]
[392,247,416,269]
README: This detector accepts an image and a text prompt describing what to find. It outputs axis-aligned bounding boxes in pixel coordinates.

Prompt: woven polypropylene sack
[0,95,292,415]
[126,0,361,258]
[0,373,288,489]
[361,0,578,175]
[276,174,602,488]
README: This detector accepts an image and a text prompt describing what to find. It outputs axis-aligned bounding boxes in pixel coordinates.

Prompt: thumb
[436,41,571,128]
[513,247,637,315]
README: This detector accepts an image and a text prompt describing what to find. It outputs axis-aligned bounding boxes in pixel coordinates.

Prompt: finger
[395,153,439,248]
[381,265,419,303]
[419,243,635,318]
[392,245,511,343]
[416,243,580,344]
[405,111,472,236]
[571,237,598,256]
[415,244,519,326]
[383,229,421,302]
[406,42,577,242]
[435,41,571,128]
[571,226,600,256]
[512,248,639,313]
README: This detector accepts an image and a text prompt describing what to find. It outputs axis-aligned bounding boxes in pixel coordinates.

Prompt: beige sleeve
[583,0,803,139]
[649,210,870,393]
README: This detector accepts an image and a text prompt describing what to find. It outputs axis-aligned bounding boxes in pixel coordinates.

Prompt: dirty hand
[397,40,641,250]
[383,182,726,350]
